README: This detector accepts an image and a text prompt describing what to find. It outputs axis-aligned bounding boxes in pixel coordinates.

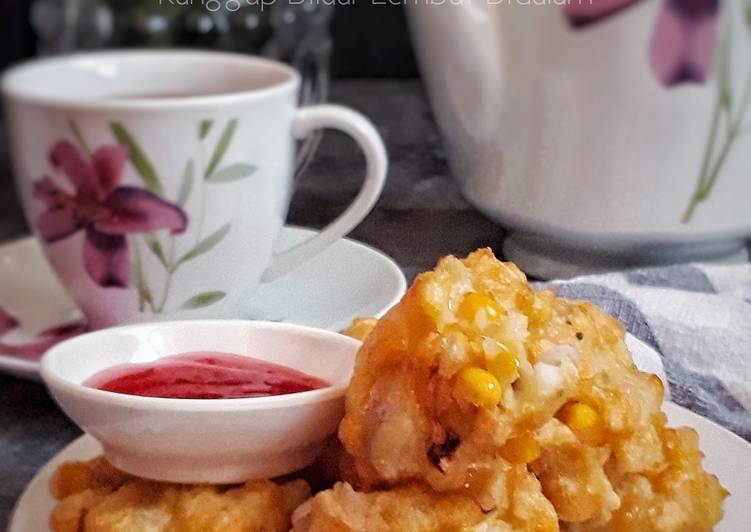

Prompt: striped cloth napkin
[538,263,751,440]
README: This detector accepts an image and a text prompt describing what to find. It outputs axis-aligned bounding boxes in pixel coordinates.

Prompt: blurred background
[2,0,750,279]
[0,0,454,280]
[0,0,417,78]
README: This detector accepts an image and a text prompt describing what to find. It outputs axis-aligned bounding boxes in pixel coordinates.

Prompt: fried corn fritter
[49,250,727,532]
[49,456,310,532]
[332,249,726,530]
[292,470,558,532]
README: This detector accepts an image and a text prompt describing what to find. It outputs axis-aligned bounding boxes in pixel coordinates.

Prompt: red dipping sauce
[85,352,329,399]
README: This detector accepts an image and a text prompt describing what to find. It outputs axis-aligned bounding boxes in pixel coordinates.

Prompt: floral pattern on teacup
[33,119,258,318]
[565,0,719,87]
[567,0,751,222]
[33,140,187,288]
[0,307,87,360]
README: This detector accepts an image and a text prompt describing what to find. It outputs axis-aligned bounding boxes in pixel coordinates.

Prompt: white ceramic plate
[0,227,406,380]
[10,402,750,531]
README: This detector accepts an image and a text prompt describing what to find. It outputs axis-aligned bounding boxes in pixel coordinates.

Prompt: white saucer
[0,226,406,380]
[10,401,750,532]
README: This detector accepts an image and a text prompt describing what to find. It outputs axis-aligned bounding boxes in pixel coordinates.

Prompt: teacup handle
[261,104,388,282]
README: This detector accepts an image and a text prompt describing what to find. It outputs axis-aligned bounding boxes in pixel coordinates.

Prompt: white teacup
[2,51,387,328]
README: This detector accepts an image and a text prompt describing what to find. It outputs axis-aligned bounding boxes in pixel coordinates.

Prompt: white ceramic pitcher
[407,0,751,278]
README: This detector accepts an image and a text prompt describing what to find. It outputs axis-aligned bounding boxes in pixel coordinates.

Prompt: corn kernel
[421,298,442,323]
[453,367,502,408]
[557,401,606,445]
[469,339,483,355]
[483,339,520,386]
[457,293,503,323]
[501,433,541,463]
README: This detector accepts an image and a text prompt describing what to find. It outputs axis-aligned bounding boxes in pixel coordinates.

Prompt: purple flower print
[34,140,187,288]
[0,307,87,360]
[565,0,720,87]
[0,308,19,336]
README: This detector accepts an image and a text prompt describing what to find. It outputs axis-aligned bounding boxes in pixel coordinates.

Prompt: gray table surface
[0,79,505,525]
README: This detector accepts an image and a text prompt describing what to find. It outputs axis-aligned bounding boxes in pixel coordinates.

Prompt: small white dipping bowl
[40,320,359,484]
